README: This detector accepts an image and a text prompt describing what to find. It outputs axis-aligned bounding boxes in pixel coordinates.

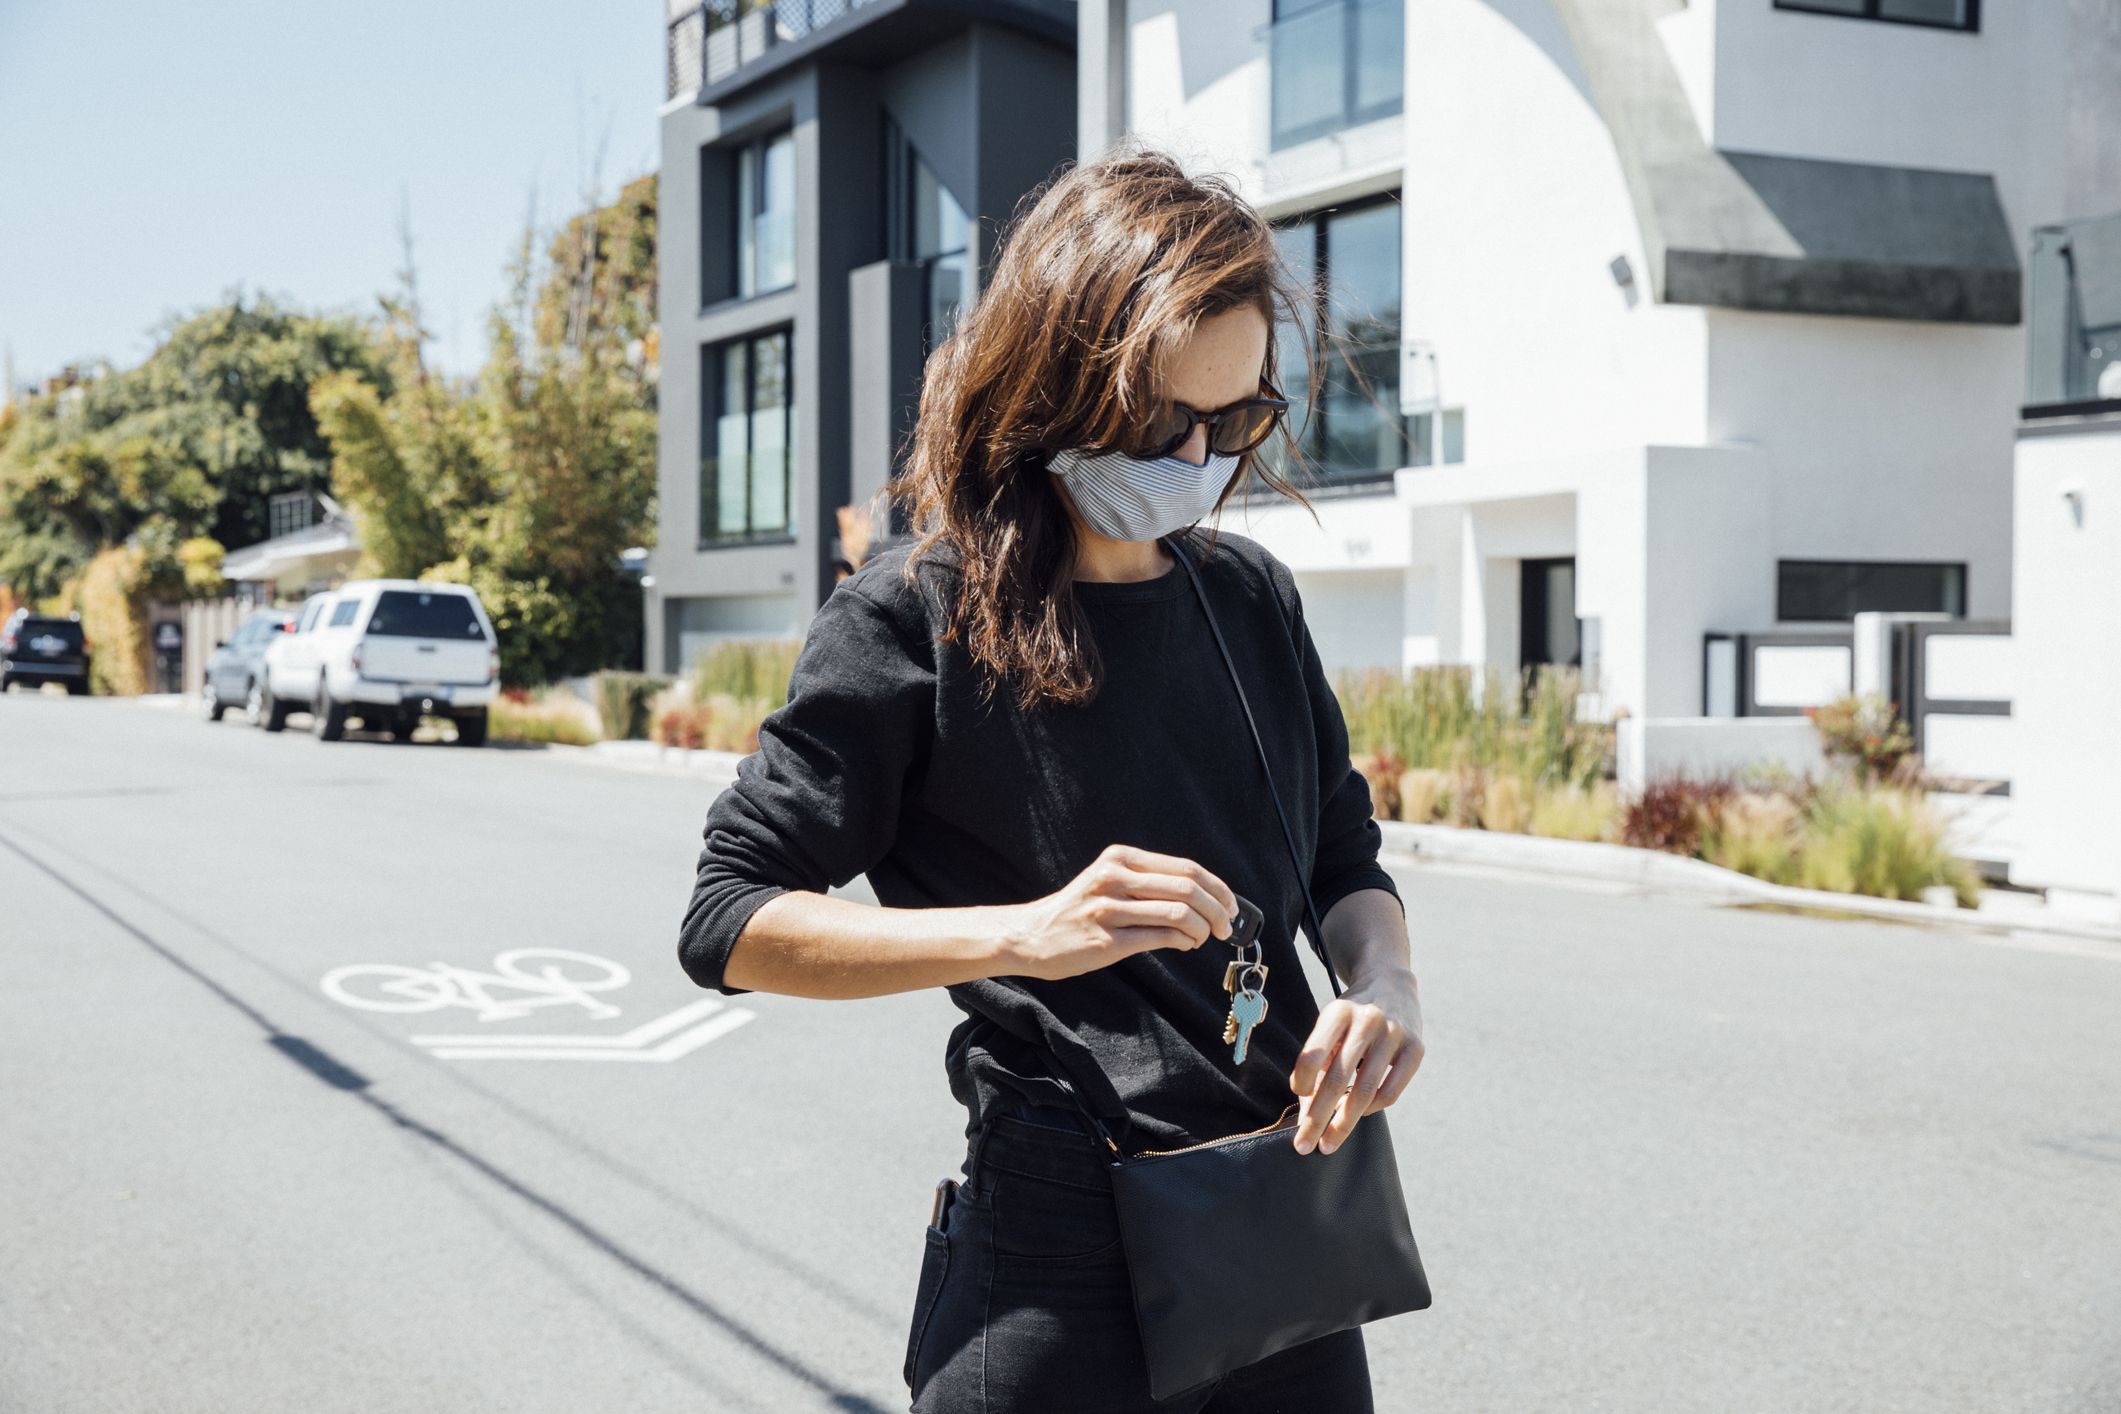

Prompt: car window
[298,600,328,633]
[16,618,85,649]
[329,600,361,628]
[366,590,487,641]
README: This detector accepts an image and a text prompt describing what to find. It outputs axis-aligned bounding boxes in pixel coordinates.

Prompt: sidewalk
[559,737,2120,949]
[124,694,2121,950]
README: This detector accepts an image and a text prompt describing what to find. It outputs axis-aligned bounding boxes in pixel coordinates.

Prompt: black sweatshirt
[677,525,1404,1152]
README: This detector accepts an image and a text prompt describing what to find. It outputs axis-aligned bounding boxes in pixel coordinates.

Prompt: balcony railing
[1266,0,1404,151]
[2026,208,2121,414]
[667,0,887,99]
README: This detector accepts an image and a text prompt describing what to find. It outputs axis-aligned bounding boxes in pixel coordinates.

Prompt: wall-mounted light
[2060,479,2086,529]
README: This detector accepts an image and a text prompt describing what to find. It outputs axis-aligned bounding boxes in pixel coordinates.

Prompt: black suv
[0,610,91,694]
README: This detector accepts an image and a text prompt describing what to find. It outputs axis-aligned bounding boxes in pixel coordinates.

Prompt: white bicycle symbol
[322,949,631,1022]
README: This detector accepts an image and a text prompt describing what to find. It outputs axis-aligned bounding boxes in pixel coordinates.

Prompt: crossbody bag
[1036,529,1433,1399]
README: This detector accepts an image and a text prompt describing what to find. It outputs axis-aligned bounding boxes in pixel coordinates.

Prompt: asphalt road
[2,691,2118,1413]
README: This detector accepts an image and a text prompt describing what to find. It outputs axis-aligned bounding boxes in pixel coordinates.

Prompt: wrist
[967,902,1035,981]
[1346,957,1418,996]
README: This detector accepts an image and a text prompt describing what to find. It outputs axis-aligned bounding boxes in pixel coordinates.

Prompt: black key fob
[1228,894,1264,949]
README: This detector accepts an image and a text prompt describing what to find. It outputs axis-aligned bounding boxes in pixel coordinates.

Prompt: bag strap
[1163,530,1345,997]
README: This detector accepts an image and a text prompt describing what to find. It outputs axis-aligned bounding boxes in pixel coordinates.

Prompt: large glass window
[1268,0,1404,150]
[1772,0,1978,32]
[734,130,795,299]
[883,117,972,352]
[1268,196,1411,484]
[702,330,795,543]
[1777,560,1967,622]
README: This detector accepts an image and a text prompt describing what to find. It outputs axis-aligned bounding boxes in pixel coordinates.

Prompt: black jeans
[904,1102,1374,1413]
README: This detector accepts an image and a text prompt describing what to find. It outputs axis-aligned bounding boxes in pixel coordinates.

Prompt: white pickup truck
[257,580,500,744]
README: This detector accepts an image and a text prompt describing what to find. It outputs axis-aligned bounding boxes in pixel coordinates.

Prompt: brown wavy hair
[885,147,1321,714]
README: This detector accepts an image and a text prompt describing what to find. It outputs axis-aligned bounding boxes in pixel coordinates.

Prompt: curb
[1375,820,2121,946]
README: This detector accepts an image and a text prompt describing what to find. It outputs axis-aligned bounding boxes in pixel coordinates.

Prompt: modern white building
[1080,0,2116,720]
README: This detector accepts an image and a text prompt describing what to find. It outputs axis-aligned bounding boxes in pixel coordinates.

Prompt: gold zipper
[1126,1102,1302,1159]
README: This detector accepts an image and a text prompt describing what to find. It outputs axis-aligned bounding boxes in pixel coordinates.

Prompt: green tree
[0,295,387,601]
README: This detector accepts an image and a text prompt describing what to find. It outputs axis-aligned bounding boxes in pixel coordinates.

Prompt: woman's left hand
[1290,966,1425,1155]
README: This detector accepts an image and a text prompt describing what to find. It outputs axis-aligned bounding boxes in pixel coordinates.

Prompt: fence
[666,0,883,99]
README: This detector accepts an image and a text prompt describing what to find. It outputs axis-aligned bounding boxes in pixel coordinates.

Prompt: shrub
[76,546,147,696]
[690,638,800,711]
[1395,767,1447,824]
[489,689,601,747]
[1442,764,1486,828]
[1337,663,1611,791]
[1805,693,1917,783]
[1701,791,1802,885]
[1794,783,1980,905]
[1355,746,1405,821]
[1477,772,1532,833]
[1528,782,1620,842]
[594,670,673,740]
[1623,775,1736,855]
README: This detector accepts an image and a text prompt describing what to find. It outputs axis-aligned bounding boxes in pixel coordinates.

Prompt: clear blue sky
[0,0,661,387]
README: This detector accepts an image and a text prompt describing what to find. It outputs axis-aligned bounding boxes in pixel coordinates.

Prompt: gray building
[649,0,1077,674]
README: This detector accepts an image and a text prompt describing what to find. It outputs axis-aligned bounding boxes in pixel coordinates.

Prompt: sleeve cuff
[678,881,791,997]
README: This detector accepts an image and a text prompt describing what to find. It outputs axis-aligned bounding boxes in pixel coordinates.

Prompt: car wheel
[65,680,87,696]
[313,681,348,742]
[244,679,263,727]
[261,679,290,732]
[453,709,488,747]
[202,680,225,722]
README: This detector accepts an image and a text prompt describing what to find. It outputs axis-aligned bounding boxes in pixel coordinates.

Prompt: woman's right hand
[1000,843,1237,981]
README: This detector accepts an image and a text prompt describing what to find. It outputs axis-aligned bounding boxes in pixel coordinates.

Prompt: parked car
[200,608,295,722]
[257,580,499,744]
[0,609,91,694]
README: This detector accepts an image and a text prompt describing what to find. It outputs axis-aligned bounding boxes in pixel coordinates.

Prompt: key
[1230,987,1268,1064]
[1223,960,1268,993]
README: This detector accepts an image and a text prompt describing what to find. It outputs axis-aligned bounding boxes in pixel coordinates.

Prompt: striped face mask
[1046,446,1240,543]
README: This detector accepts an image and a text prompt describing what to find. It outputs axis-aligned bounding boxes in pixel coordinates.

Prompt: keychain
[1219,895,1268,1063]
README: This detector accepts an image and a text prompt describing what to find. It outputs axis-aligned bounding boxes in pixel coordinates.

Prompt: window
[702,329,795,543]
[733,130,795,299]
[1772,0,1978,32]
[328,600,360,628]
[1268,196,1410,483]
[367,590,488,639]
[883,117,972,352]
[1268,0,1404,150]
[1409,408,1464,468]
[1777,560,1967,622]
[298,599,329,633]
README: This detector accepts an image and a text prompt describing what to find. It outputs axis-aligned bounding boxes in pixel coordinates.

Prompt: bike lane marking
[319,950,755,1064]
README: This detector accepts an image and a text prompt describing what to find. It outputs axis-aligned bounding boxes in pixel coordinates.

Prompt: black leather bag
[1048,530,1432,1399]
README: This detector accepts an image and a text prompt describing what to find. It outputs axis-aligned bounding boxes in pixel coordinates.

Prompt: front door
[1520,557,1581,670]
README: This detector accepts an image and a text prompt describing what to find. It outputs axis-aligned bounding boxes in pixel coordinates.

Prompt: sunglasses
[1132,382,1291,460]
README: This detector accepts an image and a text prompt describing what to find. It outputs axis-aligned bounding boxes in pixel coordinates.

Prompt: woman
[679,149,1425,1412]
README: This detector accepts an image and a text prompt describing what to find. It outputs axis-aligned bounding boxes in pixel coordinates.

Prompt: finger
[1105,846,1236,937]
[1095,893,1213,946]
[1322,1048,1390,1152]
[1370,1046,1422,1110]
[1110,925,1208,957]
[1294,1043,1359,1152]
[1111,867,1234,943]
[1290,1001,1354,1101]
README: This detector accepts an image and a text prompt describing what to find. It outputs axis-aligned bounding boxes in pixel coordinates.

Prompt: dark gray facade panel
[1664,249,2022,326]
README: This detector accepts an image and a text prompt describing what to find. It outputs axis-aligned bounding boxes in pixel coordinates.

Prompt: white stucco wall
[1704,310,2023,620]
[2008,421,2121,910]
[1705,0,2071,238]
[1407,0,1710,464]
